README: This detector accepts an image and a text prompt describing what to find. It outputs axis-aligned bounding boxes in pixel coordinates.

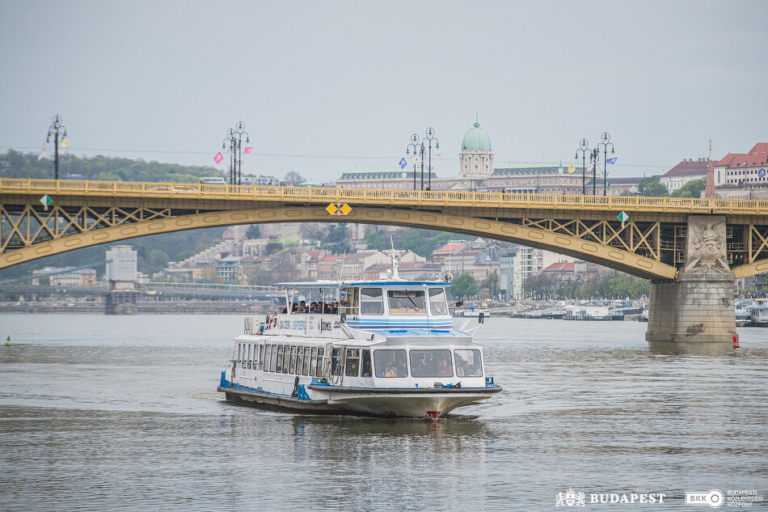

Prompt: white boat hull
[219,383,499,420]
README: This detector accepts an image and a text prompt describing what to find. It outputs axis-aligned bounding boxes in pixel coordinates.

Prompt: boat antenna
[390,237,400,280]
[337,251,346,283]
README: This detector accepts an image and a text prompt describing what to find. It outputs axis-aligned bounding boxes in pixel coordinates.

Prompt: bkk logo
[685,490,724,508]
[556,489,667,507]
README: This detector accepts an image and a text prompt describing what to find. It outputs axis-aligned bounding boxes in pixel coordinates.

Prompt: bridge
[2,178,768,346]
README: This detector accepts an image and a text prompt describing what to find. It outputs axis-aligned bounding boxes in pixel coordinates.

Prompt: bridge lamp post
[424,127,439,191]
[575,138,589,195]
[223,122,250,186]
[405,133,420,191]
[590,148,599,195]
[46,115,67,180]
[597,132,615,196]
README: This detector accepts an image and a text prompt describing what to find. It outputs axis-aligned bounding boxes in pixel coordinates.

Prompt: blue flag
[606,157,617,164]
[398,158,407,169]
[759,169,766,179]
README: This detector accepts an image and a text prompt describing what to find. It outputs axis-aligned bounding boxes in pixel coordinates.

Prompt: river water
[0,315,765,511]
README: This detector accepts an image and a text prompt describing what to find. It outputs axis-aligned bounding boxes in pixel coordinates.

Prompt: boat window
[387,290,426,314]
[275,345,283,373]
[331,348,341,376]
[264,344,272,372]
[345,349,360,377]
[315,348,324,377]
[247,344,252,370]
[302,347,311,376]
[410,350,453,378]
[360,288,384,315]
[289,346,297,374]
[428,288,449,315]
[374,349,408,378]
[270,345,278,372]
[296,346,304,375]
[454,349,483,377]
[361,349,372,377]
[237,343,242,366]
[258,345,264,371]
[310,348,317,377]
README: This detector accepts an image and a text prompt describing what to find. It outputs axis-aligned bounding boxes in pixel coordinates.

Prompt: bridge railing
[3,178,768,214]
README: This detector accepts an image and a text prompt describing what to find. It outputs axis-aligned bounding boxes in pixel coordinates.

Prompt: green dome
[461,122,492,151]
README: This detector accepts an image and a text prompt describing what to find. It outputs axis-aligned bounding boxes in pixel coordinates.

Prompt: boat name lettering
[320,320,333,332]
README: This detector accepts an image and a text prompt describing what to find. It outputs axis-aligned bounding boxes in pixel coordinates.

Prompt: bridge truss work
[1,178,768,280]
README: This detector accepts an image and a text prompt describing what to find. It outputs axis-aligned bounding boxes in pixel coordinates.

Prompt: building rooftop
[661,158,709,177]
[543,262,575,272]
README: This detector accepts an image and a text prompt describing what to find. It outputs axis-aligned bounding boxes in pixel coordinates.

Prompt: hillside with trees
[0,150,225,184]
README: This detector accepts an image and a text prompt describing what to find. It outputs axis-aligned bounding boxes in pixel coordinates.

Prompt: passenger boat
[735,300,754,327]
[217,258,502,420]
[749,298,768,327]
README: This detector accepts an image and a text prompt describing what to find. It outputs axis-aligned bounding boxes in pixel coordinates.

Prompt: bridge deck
[3,178,768,215]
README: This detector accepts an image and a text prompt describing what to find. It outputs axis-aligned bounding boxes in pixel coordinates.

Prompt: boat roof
[273,281,452,288]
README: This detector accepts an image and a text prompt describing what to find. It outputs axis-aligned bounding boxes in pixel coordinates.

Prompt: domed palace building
[336,119,585,194]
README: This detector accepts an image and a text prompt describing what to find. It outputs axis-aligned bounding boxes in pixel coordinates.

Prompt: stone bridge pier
[646,216,738,348]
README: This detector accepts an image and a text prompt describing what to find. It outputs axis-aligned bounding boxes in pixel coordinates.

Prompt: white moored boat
[217,259,501,420]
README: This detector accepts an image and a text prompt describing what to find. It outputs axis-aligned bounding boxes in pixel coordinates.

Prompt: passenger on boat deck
[346,358,359,376]
[309,302,318,313]
[385,366,397,378]
[362,359,372,377]
[438,359,452,376]
[292,302,299,313]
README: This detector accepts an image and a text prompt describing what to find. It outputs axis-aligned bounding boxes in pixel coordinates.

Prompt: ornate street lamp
[405,133,420,191]
[46,115,67,180]
[575,138,589,195]
[424,127,439,191]
[596,132,615,196]
[222,121,250,186]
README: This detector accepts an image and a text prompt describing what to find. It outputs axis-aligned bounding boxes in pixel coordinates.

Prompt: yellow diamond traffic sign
[326,204,338,215]
[340,204,351,215]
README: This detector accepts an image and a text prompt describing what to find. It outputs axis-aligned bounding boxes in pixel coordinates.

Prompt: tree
[322,224,350,254]
[451,273,477,299]
[670,178,705,199]
[284,171,306,185]
[480,271,499,299]
[638,176,668,197]
[365,231,387,251]
[245,225,261,240]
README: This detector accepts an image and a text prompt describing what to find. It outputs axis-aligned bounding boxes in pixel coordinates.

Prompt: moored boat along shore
[0,299,271,315]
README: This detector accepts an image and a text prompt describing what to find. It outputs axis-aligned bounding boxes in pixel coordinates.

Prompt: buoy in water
[733,336,739,349]
[5,335,11,347]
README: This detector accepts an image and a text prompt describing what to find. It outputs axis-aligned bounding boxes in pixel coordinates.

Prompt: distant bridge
[2,178,768,280]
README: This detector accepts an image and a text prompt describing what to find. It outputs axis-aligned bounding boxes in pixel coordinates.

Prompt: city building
[714,142,768,186]
[31,266,98,286]
[335,168,435,190]
[512,246,543,300]
[241,175,279,187]
[659,158,709,192]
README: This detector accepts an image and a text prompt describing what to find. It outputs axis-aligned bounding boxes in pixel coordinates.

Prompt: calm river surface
[0,315,766,511]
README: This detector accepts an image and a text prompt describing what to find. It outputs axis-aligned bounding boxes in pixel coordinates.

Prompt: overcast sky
[1,0,766,183]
